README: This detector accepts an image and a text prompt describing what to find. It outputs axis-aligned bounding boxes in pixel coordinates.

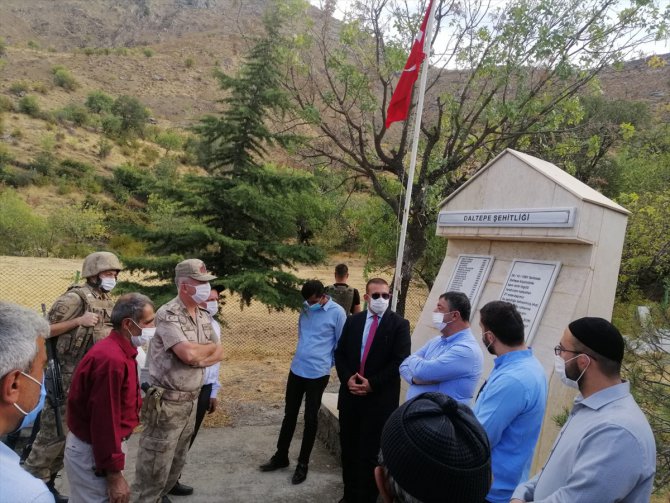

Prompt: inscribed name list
[446,255,493,311]
[500,260,561,343]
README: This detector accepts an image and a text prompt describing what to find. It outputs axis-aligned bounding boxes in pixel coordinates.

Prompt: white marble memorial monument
[412,148,630,468]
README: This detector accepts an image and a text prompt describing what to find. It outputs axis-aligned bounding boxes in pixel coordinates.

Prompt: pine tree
[122,4,324,309]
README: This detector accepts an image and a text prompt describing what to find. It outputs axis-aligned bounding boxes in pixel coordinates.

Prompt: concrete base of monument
[56,406,344,502]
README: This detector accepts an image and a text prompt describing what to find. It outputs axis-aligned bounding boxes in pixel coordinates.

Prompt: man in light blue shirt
[512,317,656,503]
[0,302,54,503]
[260,280,346,485]
[400,291,483,402]
[473,301,547,503]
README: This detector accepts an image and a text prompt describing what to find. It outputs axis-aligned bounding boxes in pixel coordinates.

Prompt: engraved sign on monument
[446,254,494,311]
[500,260,561,344]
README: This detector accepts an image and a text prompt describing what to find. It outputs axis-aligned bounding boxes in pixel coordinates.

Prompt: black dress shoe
[168,481,194,496]
[46,474,68,503]
[161,496,172,503]
[291,462,308,484]
[259,455,290,472]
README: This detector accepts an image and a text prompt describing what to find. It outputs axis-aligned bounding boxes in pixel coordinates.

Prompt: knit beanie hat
[568,317,624,363]
[380,392,491,503]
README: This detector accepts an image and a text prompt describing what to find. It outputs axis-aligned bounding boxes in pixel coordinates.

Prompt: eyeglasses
[370,292,391,300]
[554,344,597,360]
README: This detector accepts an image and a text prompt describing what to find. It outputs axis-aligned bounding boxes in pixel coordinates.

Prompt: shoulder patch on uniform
[165,314,180,322]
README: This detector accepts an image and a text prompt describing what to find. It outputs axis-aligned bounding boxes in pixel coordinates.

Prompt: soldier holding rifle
[24,252,122,503]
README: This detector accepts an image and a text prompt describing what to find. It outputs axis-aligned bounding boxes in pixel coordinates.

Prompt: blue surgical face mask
[13,372,46,432]
[308,302,321,312]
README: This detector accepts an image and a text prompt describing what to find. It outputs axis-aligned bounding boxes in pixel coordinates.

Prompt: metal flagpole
[391,0,438,312]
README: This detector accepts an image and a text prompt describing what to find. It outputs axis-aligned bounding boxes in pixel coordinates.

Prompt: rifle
[42,303,66,439]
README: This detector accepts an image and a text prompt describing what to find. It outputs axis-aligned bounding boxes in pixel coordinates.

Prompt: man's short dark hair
[334,264,349,277]
[301,280,325,300]
[111,293,154,330]
[366,277,389,293]
[440,292,471,322]
[479,301,525,346]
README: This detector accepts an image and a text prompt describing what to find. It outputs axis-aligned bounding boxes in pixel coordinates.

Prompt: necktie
[359,314,378,376]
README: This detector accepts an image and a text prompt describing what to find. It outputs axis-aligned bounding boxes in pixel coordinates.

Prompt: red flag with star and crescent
[385,0,433,129]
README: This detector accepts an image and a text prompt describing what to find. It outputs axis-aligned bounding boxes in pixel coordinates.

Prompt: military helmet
[81,252,123,278]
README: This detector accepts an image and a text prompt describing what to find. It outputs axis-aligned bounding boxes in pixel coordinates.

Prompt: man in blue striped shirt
[474,301,547,503]
[400,291,483,403]
[259,280,346,485]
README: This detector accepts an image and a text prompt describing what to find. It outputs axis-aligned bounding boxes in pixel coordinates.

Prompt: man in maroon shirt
[64,293,155,503]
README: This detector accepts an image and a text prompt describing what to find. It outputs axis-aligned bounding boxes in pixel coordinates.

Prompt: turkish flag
[385,0,433,129]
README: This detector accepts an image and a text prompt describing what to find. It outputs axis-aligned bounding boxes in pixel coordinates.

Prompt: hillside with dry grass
[0,0,669,218]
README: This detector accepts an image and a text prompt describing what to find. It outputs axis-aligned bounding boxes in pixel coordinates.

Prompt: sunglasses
[370,292,391,300]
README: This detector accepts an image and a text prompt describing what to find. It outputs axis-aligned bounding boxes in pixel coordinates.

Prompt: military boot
[46,473,69,503]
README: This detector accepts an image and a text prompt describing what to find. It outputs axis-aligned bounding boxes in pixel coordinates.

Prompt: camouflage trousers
[23,371,73,481]
[131,398,197,503]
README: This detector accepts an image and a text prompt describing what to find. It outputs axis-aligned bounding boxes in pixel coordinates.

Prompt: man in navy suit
[335,278,411,503]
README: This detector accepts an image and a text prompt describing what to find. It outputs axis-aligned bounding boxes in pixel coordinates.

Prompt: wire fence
[0,256,428,365]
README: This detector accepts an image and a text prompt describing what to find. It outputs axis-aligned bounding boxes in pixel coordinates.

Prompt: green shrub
[155,130,184,153]
[0,37,6,56]
[58,158,94,178]
[30,151,57,176]
[9,81,30,96]
[18,95,40,116]
[86,90,114,114]
[10,128,22,139]
[0,166,37,188]
[185,57,194,68]
[98,138,113,158]
[114,47,129,56]
[101,114,123,137]
[52,66,79,91]
[139,146,160,166]
[143,48,154,57]
[27,40,40,50]
[56,104,90,126]
[32,81,49,94]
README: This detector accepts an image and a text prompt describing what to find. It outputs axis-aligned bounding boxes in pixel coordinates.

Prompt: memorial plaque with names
[446,255,494,311]
[500,260,561,344]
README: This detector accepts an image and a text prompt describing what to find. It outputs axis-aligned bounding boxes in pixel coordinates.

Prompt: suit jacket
[335,309,411,414]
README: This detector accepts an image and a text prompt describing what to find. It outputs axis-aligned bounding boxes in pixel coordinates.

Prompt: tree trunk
[394,214,429,318]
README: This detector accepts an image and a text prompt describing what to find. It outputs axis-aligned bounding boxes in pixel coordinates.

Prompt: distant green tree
[155,130,183,154]
[86,90,115,114]
[122,2,324,309]
[0,189,48,255]
[111,95,149,137]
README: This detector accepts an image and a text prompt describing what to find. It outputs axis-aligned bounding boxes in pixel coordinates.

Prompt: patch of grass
[27,40,40,50]
[0,95,14,112]
[185,57,195,68]
[143,48,154,58]
[9,81,30,96]
[55,104,90,126]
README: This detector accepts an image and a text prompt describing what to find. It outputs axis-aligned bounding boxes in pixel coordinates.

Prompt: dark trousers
[189,383,213,449]
[276,370,329,464]
[339,400,390,503]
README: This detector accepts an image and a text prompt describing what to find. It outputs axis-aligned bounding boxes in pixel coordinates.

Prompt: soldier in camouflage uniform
[132,259,224,503]
[23,251,122,503]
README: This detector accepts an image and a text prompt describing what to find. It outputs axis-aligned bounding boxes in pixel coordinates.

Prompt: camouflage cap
[175,259,217,282]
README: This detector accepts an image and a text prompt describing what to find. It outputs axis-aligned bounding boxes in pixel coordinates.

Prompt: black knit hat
[380,392,492,503]
[568,317,624,363]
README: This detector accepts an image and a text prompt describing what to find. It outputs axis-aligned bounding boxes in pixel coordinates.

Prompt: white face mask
[190,283,211,304]
[129,320,156,348]
[100,277,116,292]
[369,297,389,315]
[432,312,446,331]
[206,300,218,316]
[554,354,589,389]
